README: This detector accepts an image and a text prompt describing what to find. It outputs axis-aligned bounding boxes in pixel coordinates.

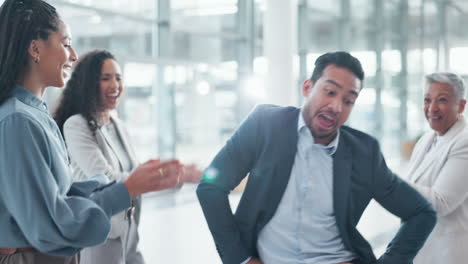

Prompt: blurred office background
[4,0,468,262]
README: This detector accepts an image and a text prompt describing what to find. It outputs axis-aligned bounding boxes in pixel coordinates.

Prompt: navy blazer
[197,105,436,264]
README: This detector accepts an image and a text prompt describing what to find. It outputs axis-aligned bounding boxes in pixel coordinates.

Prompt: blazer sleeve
[409,136,468,216]
[63,115,129,181]
[196,106,262,264]
[369,139,436,264]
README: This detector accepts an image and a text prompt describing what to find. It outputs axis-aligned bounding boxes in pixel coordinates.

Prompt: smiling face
[302,64,361,145]
[30,20,77,88]
[98,58,123,112]
[424,82,466,136]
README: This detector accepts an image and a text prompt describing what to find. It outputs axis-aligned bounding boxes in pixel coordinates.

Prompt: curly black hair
[54,49,116,134]
[0,0,61,104]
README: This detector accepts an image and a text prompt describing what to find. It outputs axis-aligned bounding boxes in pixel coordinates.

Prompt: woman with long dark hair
[54,50,117,136]
[0,1,182,263]
[54,49,202,264]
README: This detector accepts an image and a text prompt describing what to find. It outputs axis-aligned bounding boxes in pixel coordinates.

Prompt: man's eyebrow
[325,79,358,96]
[325,79,342,89]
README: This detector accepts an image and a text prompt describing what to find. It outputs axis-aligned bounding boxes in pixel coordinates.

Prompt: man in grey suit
[197,51,436,264]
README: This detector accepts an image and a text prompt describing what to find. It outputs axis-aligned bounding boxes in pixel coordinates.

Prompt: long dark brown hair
[0,0,60,104]
[54,50,116,134]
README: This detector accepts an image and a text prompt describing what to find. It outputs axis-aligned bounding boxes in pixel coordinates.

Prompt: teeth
[322,114,335,121]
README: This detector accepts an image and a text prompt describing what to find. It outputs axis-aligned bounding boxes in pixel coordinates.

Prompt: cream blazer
[405,118,468,264]
[63,113,140,239]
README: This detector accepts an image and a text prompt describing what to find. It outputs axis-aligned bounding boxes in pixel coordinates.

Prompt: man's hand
[247,258,263,264]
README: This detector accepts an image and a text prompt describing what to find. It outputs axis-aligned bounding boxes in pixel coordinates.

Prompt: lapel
[406,133,435,183]
[110,115,138,169]
[99,120,124,171]
[332,131,352,235]
[268,108,299,217]
[409,118,466,183]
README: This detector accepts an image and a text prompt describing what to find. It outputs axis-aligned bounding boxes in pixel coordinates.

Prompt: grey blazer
[197,104,436,264]
[63,113,140,239]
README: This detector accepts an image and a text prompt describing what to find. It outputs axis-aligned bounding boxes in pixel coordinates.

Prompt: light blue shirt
[256,112,356,264]
[0,86,131,256]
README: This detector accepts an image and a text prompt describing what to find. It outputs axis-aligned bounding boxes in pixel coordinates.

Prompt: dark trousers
[0,251,79,264]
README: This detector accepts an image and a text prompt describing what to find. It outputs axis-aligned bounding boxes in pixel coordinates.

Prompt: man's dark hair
[0,0,61,104]
[54,50,116,134]
[310,51,364,85]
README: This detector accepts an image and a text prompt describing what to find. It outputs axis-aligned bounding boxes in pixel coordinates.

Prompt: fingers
[143,158,160,165]
[150,161,182,189]
[157,161,182,177]
[153,159,180,170]
[161,173,180,188]
[144,159,181,171]
[180,163,203,183]
[152,169,180,190]
[126,159,183,195]
[136,159,205,193]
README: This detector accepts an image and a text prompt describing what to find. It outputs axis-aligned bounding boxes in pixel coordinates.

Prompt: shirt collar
[436,117,466,143]
[12,85,49,113]
[297,111,340,155]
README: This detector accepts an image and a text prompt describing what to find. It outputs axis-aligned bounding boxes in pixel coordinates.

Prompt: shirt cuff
[241,256,252,264]
[97,181,132,216]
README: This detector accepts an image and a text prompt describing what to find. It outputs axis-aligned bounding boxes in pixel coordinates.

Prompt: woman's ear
[458,99,466,114]
[28,39,42,63]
